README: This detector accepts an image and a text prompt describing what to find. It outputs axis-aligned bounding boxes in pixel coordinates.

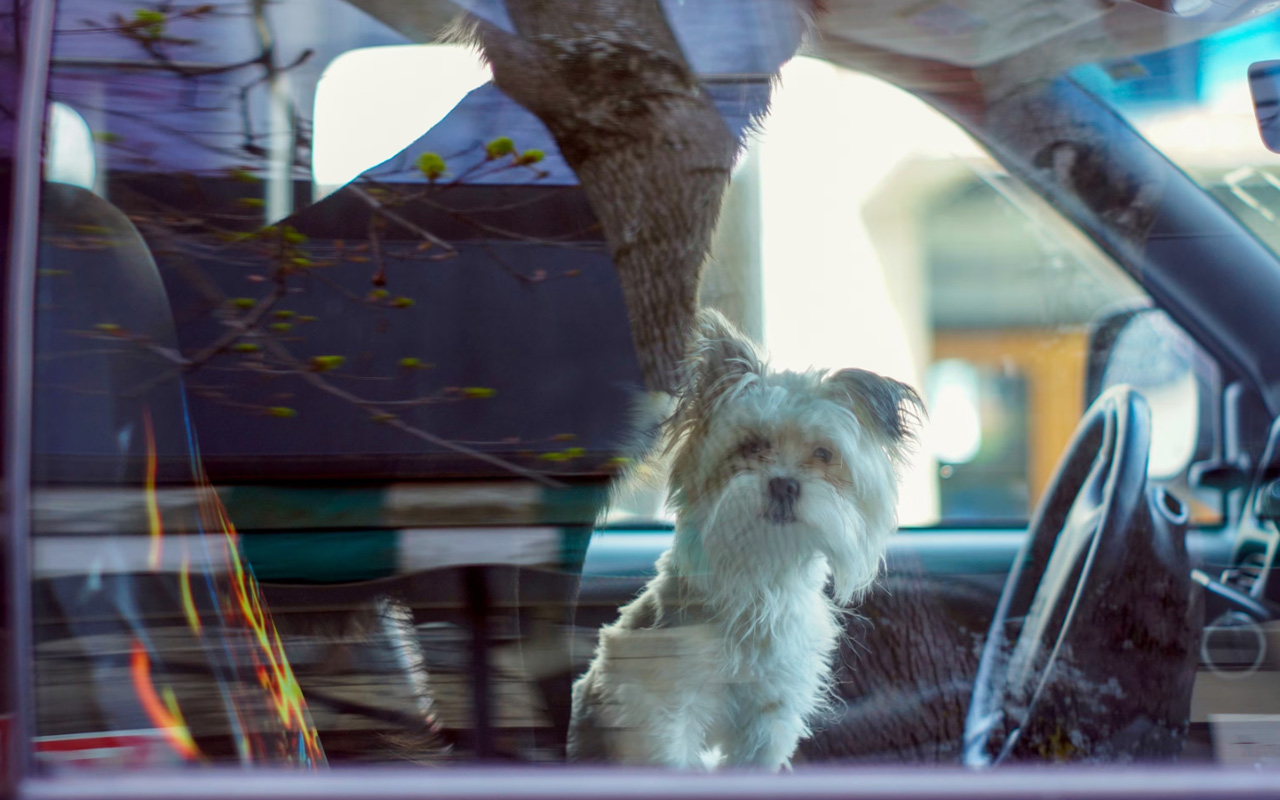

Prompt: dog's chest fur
[604,549,840,712]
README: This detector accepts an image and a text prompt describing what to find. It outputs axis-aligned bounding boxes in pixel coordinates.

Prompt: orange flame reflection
[130,641,201,760]
[200,483,324,760]
[135,405,325,766]
[143,411,162,571]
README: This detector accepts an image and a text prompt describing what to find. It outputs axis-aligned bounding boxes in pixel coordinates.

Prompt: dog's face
[665,310,924,604]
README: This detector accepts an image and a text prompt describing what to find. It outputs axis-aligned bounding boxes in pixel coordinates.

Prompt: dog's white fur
[568,309,923,770]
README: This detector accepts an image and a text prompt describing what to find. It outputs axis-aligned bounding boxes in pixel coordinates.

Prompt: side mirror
[1085,304,1219,482]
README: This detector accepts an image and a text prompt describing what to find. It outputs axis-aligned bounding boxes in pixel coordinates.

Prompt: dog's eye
[742,438,769,457]
[813,447,833,464]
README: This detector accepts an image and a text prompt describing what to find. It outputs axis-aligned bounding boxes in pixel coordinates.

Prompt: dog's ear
[672,308,763,415]
[822,369,925,453]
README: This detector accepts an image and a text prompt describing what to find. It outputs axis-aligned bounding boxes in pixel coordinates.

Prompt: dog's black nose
[769,477,800,502]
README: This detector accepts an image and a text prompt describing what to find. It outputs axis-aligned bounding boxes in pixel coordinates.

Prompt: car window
[23,0,1252,779]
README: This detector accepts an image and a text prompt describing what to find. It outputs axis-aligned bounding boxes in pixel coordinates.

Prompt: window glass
[30,0,1239,777]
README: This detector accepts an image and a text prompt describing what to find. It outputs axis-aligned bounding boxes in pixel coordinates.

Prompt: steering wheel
[963,385,1197,765]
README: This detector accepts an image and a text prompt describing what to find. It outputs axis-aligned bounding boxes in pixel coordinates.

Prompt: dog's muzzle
[766,476,800,523]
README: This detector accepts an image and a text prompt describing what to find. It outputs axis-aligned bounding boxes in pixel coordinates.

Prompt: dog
[568,309,924,770]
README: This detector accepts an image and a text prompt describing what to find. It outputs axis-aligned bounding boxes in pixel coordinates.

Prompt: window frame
[5,0,55,792]
[14,762,1280,799]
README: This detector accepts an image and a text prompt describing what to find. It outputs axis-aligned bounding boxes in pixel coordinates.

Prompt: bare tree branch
[345,184,458,256]
[260,339,566,488]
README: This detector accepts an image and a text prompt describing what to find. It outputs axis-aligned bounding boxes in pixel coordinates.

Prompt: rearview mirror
[1249,60,1280,154]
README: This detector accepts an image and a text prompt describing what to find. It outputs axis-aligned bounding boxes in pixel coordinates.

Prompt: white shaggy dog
[568,309,923,770]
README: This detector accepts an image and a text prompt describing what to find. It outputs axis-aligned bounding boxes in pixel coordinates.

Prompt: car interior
[18,0,1280,782]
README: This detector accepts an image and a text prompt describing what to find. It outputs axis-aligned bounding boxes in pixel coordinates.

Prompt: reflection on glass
[312,45,491,199]
[23,0,1245,777]
[32,181,325,769]
[44,103,96,192]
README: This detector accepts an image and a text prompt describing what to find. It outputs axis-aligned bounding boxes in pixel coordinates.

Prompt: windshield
[18,0,1280,785]
[1075,12,1280,263]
